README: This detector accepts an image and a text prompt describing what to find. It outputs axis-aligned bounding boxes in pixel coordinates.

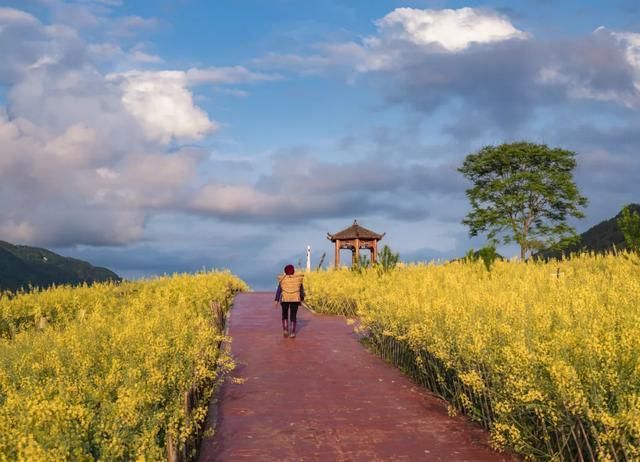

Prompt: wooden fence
[166,299,229,462]
[366,327,630,461]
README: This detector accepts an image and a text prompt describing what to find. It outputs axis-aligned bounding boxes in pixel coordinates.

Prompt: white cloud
[535,28,640,107]
[257,7,529,74]
[107,70,218,144]
[358,7,528,70]
[0,6,276,246]
[130,50,164,63]
[252,52,332,75]
[106,66,279,144]
[41,0,157,35]
[44,124,99,166]
[186,66,279,84]
[214,88,250,97]
[0,102,206,245]
[111,15,159,37]
[611,30,640,92]
[191,184,283,217]
[0,220,37,243]
[376,7,528,53]
[0,7,40,26]
[257,9,640,116]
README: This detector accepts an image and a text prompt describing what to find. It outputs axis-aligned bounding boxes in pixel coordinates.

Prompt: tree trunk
[521,218,530,261]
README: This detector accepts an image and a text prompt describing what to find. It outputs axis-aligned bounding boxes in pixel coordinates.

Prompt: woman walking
[274,264,305,338]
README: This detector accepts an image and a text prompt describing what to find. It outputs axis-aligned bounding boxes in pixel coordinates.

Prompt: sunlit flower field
[0,272,247,461]
[306,253,640,461]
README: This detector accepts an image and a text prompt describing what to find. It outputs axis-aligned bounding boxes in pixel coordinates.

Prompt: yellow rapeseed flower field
[0,271,247,461]
[305,253,640,461]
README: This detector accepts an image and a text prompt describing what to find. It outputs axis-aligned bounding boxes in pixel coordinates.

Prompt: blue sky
[1,0,639,288]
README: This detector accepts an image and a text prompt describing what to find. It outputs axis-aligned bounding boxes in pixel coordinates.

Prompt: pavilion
[327,220,385,268]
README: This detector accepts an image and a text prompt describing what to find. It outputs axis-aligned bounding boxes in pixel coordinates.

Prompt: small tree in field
[459,142,588,260]
[351,253,371,273]
[378,245,399,272]
[618,204,640,253]
[464,245,500,272]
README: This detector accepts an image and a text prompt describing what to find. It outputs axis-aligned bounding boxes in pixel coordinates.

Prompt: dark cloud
[259,8,640,135]
[57,230,303,289]
[3,3,639,282]
[187,146,472,225]
[250,6,640,241]
[379,34,638,130]
[407,162,466,195]
[558,120,640,154]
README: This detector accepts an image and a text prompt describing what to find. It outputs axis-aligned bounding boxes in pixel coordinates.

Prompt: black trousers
[281,302,299,322]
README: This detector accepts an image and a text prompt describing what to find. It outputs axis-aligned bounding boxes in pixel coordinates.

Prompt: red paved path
[199,293,511,461]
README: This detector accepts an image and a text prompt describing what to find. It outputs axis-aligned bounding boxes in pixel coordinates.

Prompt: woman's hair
[284,264,295,275]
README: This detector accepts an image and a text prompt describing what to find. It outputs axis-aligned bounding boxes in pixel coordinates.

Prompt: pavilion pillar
[335,239,341,268]
[355,238,360,265]
[372,239,378,264]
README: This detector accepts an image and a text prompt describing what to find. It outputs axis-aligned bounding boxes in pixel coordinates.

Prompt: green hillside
[538,203,640,258]
[0,241,121,291]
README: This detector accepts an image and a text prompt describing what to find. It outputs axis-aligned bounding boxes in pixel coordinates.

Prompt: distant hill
[537,204,640,259]
[0,241,121,292]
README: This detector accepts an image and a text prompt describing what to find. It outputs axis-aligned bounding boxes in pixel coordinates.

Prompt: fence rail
[166,299,230,462]
[365,326,631,461]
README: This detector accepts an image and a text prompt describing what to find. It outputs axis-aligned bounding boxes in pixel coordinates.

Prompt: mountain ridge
[538,203,640,258]
[0,240,121,291]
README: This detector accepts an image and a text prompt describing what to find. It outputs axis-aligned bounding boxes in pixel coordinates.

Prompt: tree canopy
[618,204,640,253]
[458,142,588,259]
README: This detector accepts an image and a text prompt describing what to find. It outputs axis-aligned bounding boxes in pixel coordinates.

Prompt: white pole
[306,245,311,273]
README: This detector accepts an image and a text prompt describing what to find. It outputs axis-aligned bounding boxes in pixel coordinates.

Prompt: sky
[1,0,639,288]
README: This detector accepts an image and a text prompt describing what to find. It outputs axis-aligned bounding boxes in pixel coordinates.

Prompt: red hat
[284,264,295,275]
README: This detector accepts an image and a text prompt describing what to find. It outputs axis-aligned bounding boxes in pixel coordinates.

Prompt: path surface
[199,293,511,461]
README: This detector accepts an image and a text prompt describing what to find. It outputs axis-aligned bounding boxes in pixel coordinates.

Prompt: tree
[464,244,500,272]
[351,253,371,273]
[618,204,640,253]
[378,245,399,272]
[458,142,588,260]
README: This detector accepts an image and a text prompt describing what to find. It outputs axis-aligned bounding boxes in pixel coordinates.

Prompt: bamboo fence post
[570,423,585,461]
[166,433,178,462]
[577,420,596,462]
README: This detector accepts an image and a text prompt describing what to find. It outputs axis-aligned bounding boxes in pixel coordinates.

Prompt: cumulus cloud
[103,66,279,144]
[614,31,640,77]
[533,28,640,107]
[107,70,218,144]
[602,29,640,94]
[257,6,640,125]
[258,6,529,74]
[3,1,639,270]
[374,7,528,53]
[0,102,199,245]
[0,8,59,83]
[187,150,463,223]
[0,4,272,247]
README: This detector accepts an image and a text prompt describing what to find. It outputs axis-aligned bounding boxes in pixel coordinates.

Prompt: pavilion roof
[327,220,385,241]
